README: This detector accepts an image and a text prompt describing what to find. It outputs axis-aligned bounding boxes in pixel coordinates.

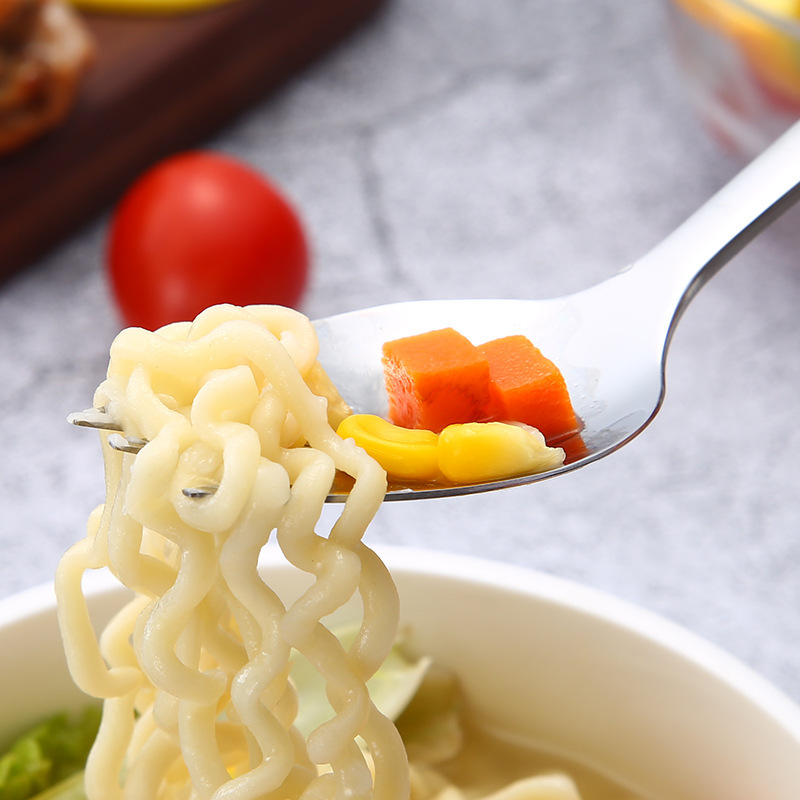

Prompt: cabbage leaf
[291,622,434,737]
[0,709,99,800]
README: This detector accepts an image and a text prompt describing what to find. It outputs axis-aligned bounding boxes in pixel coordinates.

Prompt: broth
[439,723,644,800]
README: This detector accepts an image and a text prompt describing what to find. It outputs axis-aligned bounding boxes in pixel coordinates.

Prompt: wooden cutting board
[0,0,386,284]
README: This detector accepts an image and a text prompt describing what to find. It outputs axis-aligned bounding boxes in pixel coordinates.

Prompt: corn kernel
[337,414,440,481]
[437,422,565,484]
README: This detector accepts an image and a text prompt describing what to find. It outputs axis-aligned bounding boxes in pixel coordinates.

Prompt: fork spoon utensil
[315,120,800,500]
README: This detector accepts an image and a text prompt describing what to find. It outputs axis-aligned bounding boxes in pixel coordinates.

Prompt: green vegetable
[290,622,464,764]
[0,709,99,800]
[28,772,85,800]
[290,623,433,739]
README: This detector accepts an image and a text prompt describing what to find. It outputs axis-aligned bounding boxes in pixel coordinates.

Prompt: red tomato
[108,151,310,330]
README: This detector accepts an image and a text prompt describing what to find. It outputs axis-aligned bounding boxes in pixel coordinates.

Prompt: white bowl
[2,546,800,799]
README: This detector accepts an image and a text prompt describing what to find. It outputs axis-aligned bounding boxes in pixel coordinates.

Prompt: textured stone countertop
[1,0,799,711]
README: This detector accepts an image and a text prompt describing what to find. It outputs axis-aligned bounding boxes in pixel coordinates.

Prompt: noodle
[55,303,610,800]
[56,304,406,800]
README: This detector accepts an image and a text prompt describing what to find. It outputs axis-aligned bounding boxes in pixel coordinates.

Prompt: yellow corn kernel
[437,422,565,484]
[337,414,440,481]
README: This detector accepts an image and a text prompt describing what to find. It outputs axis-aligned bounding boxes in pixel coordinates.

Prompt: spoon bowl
[317,121,800,501]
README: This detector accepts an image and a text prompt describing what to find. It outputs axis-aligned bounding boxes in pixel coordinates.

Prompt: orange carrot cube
[382,328,494,432]
[477,335,578,442]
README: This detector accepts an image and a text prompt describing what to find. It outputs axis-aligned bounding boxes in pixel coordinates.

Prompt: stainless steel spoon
[317,120,800,501]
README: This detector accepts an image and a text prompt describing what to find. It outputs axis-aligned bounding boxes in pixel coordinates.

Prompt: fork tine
[182,485,218,499]
[107,433,147,454]
[67,407,123,432]
[70,407,214,493]
[69,408,147,453]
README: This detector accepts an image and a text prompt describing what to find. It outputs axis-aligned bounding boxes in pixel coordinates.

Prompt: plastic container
[666,0,800,157]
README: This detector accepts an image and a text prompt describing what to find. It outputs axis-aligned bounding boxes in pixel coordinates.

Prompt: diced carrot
[382,328,494,432]
[477,335,578,442]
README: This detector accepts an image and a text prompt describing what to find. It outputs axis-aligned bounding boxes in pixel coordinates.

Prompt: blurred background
[1,0,799,711]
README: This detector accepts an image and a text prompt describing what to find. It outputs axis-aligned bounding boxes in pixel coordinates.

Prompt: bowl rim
[2,544,800,742]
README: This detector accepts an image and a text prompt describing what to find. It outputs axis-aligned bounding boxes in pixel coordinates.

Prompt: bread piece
[0,0,94,155]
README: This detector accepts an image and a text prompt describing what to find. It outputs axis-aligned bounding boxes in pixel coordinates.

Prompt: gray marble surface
[1,0,799,711]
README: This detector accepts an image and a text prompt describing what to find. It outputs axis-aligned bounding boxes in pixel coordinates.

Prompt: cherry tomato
[108,151,310,330]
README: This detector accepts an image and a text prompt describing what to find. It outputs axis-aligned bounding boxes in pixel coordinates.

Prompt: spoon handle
[629,119,800,343]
